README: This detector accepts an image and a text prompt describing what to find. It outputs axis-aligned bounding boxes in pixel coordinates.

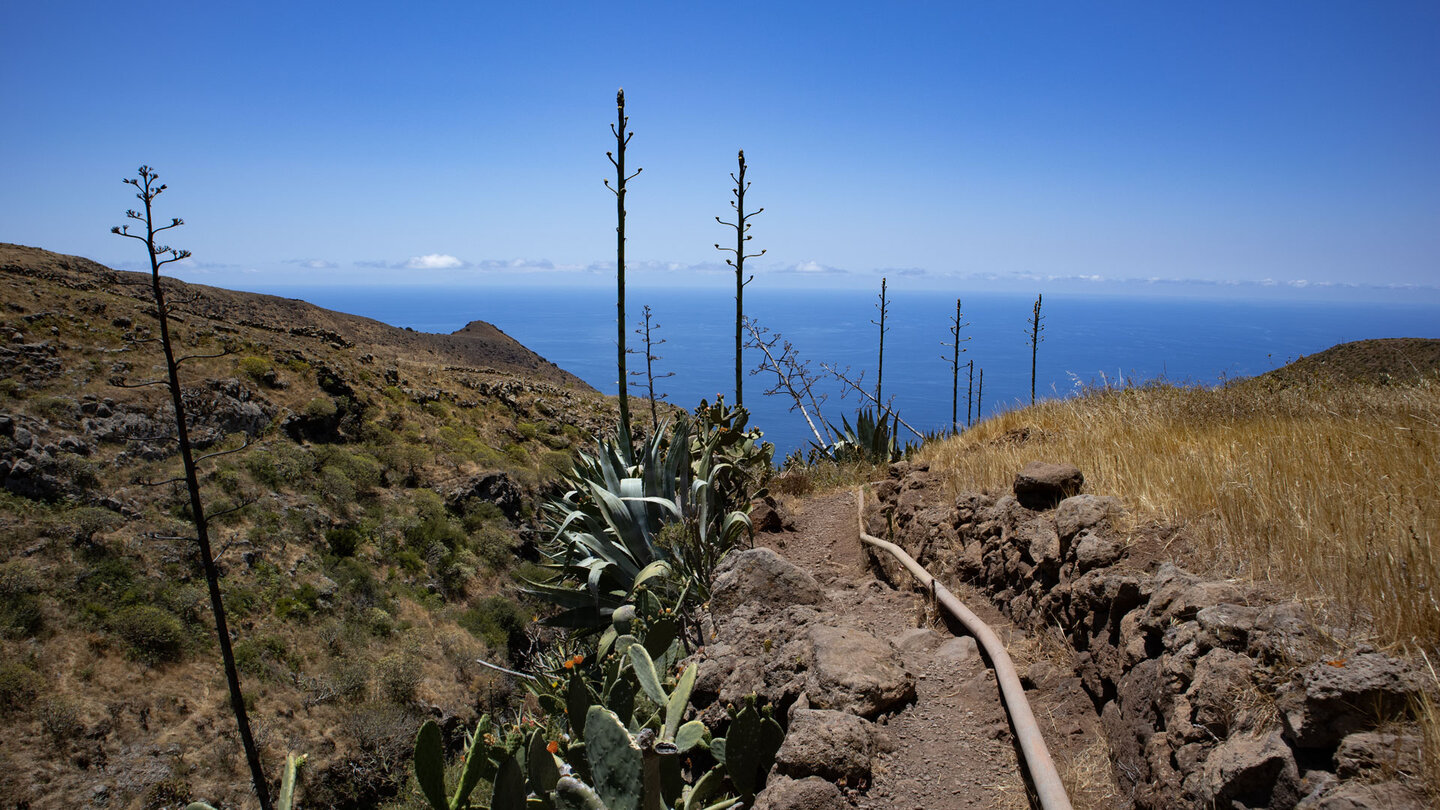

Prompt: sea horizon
[231,284,1440,456]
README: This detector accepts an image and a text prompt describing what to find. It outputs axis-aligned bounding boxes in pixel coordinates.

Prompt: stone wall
[868,462,1429,810]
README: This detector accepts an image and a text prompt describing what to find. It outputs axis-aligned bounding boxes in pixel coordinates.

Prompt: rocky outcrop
[870,462,1432,810]
[681,548,920,805]
[446,471,525,522]
[1012,460,1083,509]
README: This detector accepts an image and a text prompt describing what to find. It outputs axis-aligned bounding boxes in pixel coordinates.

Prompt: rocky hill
[0,244,625,807]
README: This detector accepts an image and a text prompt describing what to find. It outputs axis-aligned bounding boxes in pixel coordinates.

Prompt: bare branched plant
[715,149,765,408]
[942,297,970,433]
[966,359,976,427]
[743,318,831,446]
[1028,292,1045,405]
[820,362,924,440]
[977,367,984,422]
[628,304,674,434]
[111,166,273,810]
[604,88,643,441]
[872,277,890,406]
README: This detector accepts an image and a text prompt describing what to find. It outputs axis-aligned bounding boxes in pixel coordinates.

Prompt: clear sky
[2,2,1438,299]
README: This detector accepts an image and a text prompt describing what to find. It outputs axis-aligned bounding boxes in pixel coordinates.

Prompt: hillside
[0,245,624,808]
[1255,337,1440,387]
[0,242,589,390]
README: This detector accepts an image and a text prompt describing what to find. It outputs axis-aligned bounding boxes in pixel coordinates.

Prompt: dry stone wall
[868,462,1430,810]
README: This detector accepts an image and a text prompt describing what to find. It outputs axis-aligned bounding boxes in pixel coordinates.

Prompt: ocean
[242,285,1440,456]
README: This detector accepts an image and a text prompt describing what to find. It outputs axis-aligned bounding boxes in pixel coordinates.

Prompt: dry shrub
[917,378,1440,656]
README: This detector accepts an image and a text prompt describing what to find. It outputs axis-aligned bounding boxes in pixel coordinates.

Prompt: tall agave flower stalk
[605,89,642,443]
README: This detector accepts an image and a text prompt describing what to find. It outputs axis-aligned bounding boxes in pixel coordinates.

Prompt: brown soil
[760,490,1120,809]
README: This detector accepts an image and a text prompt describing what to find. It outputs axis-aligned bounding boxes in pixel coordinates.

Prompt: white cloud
[406,253,464,270]
[286,258,339,270]
[780,260,846,275]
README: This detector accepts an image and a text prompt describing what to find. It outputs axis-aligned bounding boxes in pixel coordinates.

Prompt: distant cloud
[475,258,557,272]
[406,253,465,270]
[777,260,846,275]
[285,258,339,270]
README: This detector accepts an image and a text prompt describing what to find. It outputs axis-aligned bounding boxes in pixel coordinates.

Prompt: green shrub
[404,514,465,553]
[28,395,76,420]
[473,524,518,571]
[0,661,43,715]
[377,650,421,703]
[304,396,339,419]
[245,443,315,489]
[110,605,186,665]
[237,355,273,383]
[363,606,396,638]
[393,550,426,576]
[458,595,526,656]
[326,526,364,558]
[0,561,44,638]
[319,465,356,505]
[232,638,265,677]
[330,556,384,607]
[275,583,322,621]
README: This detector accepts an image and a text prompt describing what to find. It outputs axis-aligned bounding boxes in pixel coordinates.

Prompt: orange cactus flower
[547,740,560,754]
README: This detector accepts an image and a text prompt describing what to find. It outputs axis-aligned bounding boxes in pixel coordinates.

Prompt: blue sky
[2,2,1438,299]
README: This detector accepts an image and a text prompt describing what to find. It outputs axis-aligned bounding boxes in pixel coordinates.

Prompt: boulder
[1012,461,1083,509]
[752,776,847,810]
[1295,780,1431,810]
[1186,648,1256,738]
[1055,494,1122,540]
[710,548,824,616]
[774,709,878,781]
[1200,728,1301,810]
[804,624,916,718]
[1279,653,1422,750]
[1073,530,1121,572]
[1195,603,1260,652]
[1334,730,1424,779]
[751,496,797,533]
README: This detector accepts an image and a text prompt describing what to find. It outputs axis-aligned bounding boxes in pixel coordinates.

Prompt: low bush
[0,660,44,715]
[458,595,526,657]
[110,604,186,665]
[377,650,422,703]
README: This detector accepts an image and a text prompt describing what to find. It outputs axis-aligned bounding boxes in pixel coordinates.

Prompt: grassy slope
[0,245,626,808]
[917,339,1440,654]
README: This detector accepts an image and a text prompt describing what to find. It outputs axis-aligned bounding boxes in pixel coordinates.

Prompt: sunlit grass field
[917,374,1439,656]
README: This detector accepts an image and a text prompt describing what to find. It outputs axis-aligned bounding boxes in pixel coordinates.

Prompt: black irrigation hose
[856,488,1074,810]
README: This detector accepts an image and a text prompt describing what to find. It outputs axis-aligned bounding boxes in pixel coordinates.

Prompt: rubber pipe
[856,488,1074,810]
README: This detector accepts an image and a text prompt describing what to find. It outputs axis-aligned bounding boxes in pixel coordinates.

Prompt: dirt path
[759,489,1115,810]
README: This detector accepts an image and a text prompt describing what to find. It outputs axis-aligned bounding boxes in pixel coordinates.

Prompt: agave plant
[525,401,767,634]
[818,407,904,464]
[524,419,692,629]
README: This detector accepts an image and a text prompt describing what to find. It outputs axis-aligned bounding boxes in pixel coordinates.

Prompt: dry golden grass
[919,376,1440,801]
[916,377,1440,655]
